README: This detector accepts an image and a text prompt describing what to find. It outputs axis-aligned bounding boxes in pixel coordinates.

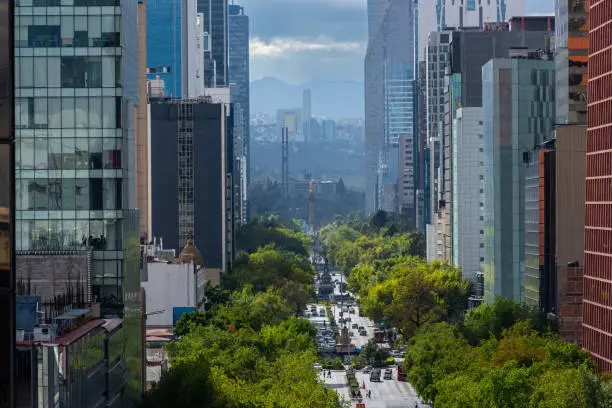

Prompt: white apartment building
[452,107,484,282]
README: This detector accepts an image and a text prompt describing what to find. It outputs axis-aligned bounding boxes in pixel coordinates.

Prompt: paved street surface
[321,369,426,408]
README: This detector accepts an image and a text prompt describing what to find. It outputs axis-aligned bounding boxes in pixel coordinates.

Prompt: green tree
[140,356,222,408]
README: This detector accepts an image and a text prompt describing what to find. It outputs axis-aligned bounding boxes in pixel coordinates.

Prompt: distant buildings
[322,119,336,142]
[146,0,205,97]
[303,89,312,142]
[276,108,303,142]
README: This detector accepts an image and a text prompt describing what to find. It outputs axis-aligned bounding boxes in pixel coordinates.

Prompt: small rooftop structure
[177,235,204,267]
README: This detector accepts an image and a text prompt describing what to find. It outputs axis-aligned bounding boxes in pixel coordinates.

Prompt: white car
[313,363,323,370]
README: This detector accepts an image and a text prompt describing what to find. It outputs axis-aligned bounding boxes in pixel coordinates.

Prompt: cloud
[250,36,364,57]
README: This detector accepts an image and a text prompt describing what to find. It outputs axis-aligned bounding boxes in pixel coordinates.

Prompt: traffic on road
[306,262,430,407]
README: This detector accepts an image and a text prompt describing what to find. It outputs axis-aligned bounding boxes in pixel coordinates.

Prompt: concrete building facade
[583,0,612,371]
[555,124,586,345]
[149,99,232,280]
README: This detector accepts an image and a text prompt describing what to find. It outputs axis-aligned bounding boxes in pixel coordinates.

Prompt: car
[362,366,373,374]
[313,363,323,370]
[360,331,367,336]
[349,307,355,314]
[384,369,392,380]
[352,323,359,329]
[345,365,355,374]
[369,369,381,382]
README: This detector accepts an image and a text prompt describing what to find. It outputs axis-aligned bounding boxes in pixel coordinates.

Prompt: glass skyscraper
[14,0,140,318]
[198,0,227,87]
[146,0,183,97]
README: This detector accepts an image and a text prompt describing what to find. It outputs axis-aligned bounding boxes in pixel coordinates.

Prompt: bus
[397,365,407,382]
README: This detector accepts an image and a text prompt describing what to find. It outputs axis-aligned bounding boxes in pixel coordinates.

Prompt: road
[329,272,376,349]
[321,369,426,408]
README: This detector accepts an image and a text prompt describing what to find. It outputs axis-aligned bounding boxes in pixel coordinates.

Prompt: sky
[243,0,555,85]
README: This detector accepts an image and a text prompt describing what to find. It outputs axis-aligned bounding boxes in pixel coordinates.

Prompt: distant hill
[250,77,364,120]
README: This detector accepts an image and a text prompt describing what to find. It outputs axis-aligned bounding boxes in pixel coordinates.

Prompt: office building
[425,30,453,227]
[13,1,144,399]
[146,0,204,97]
[451,107,484,283]
[322,119,336,141]
[149,99,233,282]
[523,140,556,311]
[583,0,612,371]
[482,53,555,304]
[198,0,228,87]
[228,4,250,203]
[277,109,303,142]
[303,89,312,143]
[555,124,586,344]
[0,0,14,405]
[426,19,555,263]
[364,0,416,217]
[414,60,428,228]
[555,0,589,124]
[15,298,126,408]
[136,0,151,240]
[417,0,525,62]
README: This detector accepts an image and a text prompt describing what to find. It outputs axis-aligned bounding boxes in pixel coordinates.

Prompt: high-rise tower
[198,0,228,87]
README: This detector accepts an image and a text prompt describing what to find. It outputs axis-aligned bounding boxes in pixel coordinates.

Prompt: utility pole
[281,126,289,199]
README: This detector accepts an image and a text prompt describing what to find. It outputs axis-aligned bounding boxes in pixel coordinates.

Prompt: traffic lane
[354,371,424,408]
[323,370,350,403]
[332,305,374,348]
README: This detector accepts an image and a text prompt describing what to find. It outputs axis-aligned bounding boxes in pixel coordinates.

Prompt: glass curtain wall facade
[198,0,227,87]
[14,0,139,317]
[146,0,182,97]
[228,4,249,221]
[482,57,555,304]
[0,0,15,405]
[364,0,415,216]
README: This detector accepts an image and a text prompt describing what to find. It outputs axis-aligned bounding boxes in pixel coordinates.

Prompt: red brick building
[584,0,612,371]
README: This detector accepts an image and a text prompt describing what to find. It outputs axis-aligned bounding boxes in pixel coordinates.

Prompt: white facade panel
[452,107,484,282]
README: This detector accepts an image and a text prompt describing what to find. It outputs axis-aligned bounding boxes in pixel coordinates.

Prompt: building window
[480,257,485,262]
[61,57,103,88]
[28,25,61,48]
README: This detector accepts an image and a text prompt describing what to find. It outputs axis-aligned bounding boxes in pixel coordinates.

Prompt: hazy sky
[242,0,555,84]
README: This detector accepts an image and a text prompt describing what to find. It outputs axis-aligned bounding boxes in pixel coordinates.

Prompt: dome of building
[177,235,205,267]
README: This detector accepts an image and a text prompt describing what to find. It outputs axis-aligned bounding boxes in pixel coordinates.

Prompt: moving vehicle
[362,366,373,374]
[359,310,365,317]
[374,329,385,343]
[313,363,322,370]
[397,365,407,382]
[345,365,355,374]
[369,369,381,382]
[383,368,393,380]
[352,323,359,329]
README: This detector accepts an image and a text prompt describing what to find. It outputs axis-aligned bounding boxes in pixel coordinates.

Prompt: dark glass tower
[0,0,14,406]
[198,0,228,87]
[228,4,249,219]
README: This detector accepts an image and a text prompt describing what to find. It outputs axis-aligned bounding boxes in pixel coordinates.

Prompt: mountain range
[250,77,364,120]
